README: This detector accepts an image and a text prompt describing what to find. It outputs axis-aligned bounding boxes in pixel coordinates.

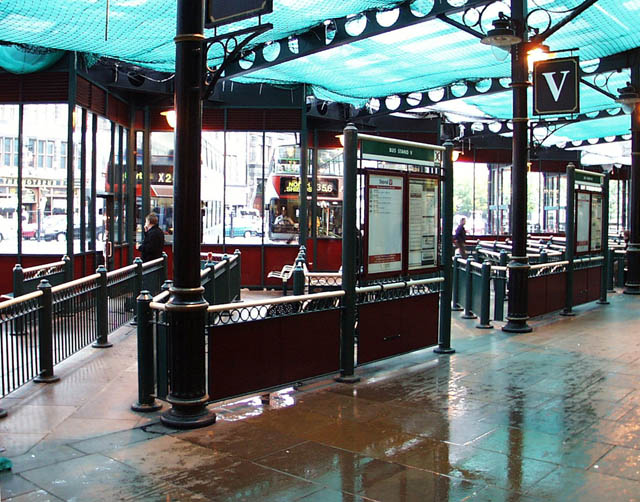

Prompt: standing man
[138,212,164,262]
[454,217,467,258]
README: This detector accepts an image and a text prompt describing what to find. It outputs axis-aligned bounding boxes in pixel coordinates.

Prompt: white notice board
[575,192,590,254]
[367,173,404,275]
[590,193,602,253]
[408,176,438,270]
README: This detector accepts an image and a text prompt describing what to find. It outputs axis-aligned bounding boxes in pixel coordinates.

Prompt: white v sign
[542,71,570,102]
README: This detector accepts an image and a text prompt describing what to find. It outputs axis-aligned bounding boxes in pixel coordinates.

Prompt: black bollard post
[131,290,162,412]
[34,279,60,383]
[93,265,112,348]
[462,257,477,319]
[476,261,493,329]
[451,256,463,311]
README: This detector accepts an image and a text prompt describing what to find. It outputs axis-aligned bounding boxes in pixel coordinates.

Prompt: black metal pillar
[299,88,309,247]
[66,53,77,281]
[435,142,455,354]
[625,64,640,294]
[562,163,576,315]
[598,170,610,304]
[336,123,359,383]
[142,107,151,219]
[503,0,532,333]
[161,0,216,429]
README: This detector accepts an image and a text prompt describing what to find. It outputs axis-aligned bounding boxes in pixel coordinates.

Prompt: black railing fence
[0,254,168,401]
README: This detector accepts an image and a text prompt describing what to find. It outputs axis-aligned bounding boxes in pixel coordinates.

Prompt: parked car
[224,217,262,238]
[42,215,105,242]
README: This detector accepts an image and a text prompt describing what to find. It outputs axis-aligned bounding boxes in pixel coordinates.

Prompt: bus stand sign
[574,169,603,188]
[361,138,438,166]
[205,0,273,28]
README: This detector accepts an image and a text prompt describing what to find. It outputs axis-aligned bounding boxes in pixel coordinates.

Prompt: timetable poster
[367,174,404,275]
[575,192,590,254]
[408,177,438,270]
[590,193,602,253]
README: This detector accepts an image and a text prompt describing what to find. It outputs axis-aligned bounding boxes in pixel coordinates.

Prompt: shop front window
[21,104,68,255]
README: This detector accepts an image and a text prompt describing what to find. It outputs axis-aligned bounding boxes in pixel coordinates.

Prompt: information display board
[590,193,602,253]
[407,176,438,271]
[575,192,591,254]
[366,173,404,275]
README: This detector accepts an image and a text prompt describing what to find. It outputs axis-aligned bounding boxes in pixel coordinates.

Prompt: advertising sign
[533,57,580,116]
[407,176,438,270]
[575,192,591,254]
[366,173,404,275]
[590,193,602,252]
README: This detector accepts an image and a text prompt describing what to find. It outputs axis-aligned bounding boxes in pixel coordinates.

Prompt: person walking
[454,217,467,258]
[137,212,164,262]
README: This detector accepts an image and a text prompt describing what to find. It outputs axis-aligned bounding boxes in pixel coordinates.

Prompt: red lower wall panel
[587,266,601,302]
[527,276,547,318]
[208,309,340,401]
[358,293,439,364]
[312,239,342,271]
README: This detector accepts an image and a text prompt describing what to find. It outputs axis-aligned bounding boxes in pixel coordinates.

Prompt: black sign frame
[533,56,580,116]
[205,0,273,28]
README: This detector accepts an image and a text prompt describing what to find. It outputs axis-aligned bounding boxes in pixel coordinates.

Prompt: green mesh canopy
[0,0,638,144]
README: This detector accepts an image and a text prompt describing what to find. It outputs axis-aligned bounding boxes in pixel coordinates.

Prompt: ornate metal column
[503,0,532,333]
[161,0,216,428]
[625,63,640,294]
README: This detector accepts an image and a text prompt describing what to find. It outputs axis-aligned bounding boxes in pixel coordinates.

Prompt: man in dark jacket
[138,212,164,262]
[454,217,467,258]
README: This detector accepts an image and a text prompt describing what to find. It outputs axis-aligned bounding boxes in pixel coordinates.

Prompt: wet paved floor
[1,290,640,501]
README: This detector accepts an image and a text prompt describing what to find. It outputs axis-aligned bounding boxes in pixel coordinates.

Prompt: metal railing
[201,250,241,304]
[11,256,71,298]
[0,255,168,401]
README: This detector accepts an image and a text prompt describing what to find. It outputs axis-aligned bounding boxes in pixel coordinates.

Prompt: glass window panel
[0,105,19,253]
[22,104,68,254]
[264,132,300,245]
[314,148,344,239]
[201,131,224,244]
[223,132,264,244]
[149,131,174,243]
[73,107,85,253]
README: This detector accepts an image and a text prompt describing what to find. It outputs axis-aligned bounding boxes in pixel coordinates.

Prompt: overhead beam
[220,0,495,80]
[349,49,637,121]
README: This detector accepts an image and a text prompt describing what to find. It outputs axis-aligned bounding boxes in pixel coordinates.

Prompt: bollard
[233,249,242,301]
[162,252,169,284]
[493,250,508,321]
[616,252,625,288]
[130,257,144,325]
[131,290,162,412]
[93,265,112,348]
[34,279,59,383]
[11,264,26,336]
[607,248,615,292]
[451,257,463,311]
[292,260,305,296]
[156,280,172,400]
[462,257,477,319]
[476,261,493,329]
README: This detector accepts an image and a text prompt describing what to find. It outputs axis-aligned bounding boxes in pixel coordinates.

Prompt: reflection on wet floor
[2,292,640,500]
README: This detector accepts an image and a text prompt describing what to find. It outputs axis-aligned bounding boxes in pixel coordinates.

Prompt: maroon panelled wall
[527,266,601,318]
[208,309,340,401]
[358,293,439,364]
